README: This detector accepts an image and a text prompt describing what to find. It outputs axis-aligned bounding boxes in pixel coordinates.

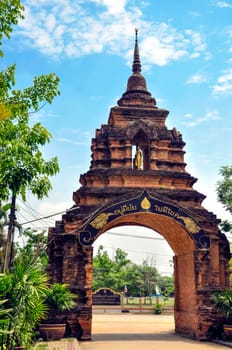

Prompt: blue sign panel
[79,191,210,249]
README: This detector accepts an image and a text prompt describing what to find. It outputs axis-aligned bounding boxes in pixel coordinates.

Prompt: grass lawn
[125,296,174,307]
[93,296,174,313]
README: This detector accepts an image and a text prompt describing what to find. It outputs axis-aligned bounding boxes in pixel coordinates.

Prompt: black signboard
[92,288,122,305]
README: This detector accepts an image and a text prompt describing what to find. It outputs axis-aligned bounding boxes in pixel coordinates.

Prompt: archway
[47,31,230,341]
[48,190,230,340]
[74,190,213,339]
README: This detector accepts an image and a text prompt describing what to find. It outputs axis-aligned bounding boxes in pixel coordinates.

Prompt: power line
[106,231,164,241]
[16,199,56,228]
[19,206,78,225]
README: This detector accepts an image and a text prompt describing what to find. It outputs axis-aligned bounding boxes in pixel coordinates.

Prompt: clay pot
[223,324,232,339]
[39,323,66,340]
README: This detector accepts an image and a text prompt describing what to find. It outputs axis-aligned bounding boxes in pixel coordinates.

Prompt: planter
[39,323,66,340]
[223,324,232,339]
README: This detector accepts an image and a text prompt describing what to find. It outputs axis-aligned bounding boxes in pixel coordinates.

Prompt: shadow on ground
[91,331,190,342]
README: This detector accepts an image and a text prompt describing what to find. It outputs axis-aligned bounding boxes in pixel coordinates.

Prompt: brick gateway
[47,31,230,341]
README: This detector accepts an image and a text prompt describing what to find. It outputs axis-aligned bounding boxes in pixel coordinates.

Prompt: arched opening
[93,211,197,334]
[94,226,173,276]
[132,129,150,170]
[93,225,174,314]
[73,190,217,340]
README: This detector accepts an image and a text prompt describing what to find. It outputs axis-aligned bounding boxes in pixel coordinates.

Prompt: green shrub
[154,304,163,314]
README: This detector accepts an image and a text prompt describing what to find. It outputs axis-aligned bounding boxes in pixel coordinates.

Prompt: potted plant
[39,283,76,340]
[154,303,163,314]
[211,289,232,338]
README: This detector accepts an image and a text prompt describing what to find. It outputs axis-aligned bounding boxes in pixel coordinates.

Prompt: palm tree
[212,289,232,322]
[0,261,49,349]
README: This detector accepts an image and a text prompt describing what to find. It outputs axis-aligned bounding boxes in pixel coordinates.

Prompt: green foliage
[0,203,9,233]
[0,299,13,337]
[44,283,76,321]
[0,261,49,349]
[0,225,75,347]
[217,166,232,216]
[15,228,48,271]
[220,220,232,234]
[0,1,60,273]
[0,73,60,200]
[135,260,160,297]
[0,0,24,57]
[211,289,232,322]
[216,167,232,279]
[93,246,131,292]
[93,245,114,290]
[0,258,76,348]
[93,246,174,296]
[122,263,143,296]
[0,1,60,202]
[154,303,163,314]
[159,275,174,297]
[1,68,60,118]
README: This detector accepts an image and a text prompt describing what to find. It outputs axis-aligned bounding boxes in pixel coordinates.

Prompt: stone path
[34,338,80,350]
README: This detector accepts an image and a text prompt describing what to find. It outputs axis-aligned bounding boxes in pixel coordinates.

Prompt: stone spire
[117,29,157,107]
[132,28,141,74]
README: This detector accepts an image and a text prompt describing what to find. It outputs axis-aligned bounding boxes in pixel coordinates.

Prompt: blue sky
[2,0,232,274]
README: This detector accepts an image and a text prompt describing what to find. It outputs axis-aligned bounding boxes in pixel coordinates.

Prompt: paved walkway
[79,314,230,350]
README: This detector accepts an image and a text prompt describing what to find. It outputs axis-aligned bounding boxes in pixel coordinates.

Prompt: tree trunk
[3,193,16,273]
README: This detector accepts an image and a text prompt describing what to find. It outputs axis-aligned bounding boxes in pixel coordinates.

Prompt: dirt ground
[79,314,230,350]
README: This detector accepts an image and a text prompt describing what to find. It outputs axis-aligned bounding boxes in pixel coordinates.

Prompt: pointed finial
[135,27,138,38]
[132,28,141,74]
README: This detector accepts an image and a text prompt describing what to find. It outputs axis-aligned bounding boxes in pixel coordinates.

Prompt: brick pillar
[75,245,93,340]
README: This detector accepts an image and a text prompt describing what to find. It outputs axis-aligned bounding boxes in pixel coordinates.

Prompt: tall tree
[217,166,232,214]
[0,73,60,272]
[15,228,48,270]
[0,0,24,58]
[216,166,232,234]
[136,259,160,297]
[0,1,60,272]
[92,246,172,297]
[93,245,114,290]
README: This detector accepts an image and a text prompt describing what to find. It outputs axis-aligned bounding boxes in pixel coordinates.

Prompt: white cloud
[14,1,208,67]
[90,0,127,14]
[182,110,221,127]
[213,69,232,94]
[185,30,206,52]
[185,73,208,84]
[35,199,72,229]
[56,128,92,145]
[30,109,60,123]
[216,1,232,8]
[57,137,88,145]
[141,37,185,66]
[184,113,193,119]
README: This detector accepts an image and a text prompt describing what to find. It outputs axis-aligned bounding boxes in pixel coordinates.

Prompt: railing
[93,305,174,314]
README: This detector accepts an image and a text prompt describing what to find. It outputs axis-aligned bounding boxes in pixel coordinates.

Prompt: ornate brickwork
[47,30,230,341]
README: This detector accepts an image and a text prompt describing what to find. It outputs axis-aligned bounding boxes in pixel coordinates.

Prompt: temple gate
[47,30,230,340]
